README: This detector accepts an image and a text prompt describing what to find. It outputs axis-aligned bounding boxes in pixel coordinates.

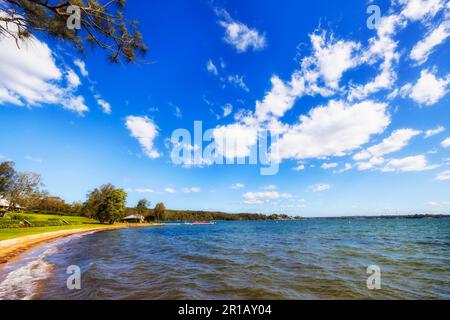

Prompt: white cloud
[206,59,218,75]
[254,73,305,121]
[216,8,267,53]
[220,59,226,69]
[441,137,450,148]
[381,155,438,172]
[125,116,160,159]
[435,170,450,181]
[308,183,331,192]
[253,31,361,121]
[348,14,403,100]
[126,188,154,193]
[180,156,213,168]
[272,100,390,162]
[181,187,201,193]
[353,129,421,161]
[227,74,249,92]
[0,22,88,114]
[356,156,385,171]
[357,160,379,171]
[410,21,450,64]
[222,103,233,118]
[25,156,42,163]
[321,162,338,170]
[399,0,445,22]
[261,185,277,190]
[403,69,449,106]
[164,187,176,194]
[335,163,353,173]
[66,69,81,89]
[174,105,182,119]
[230,183,245,190]
[94,95,111,114]
[213,120,258,159]
[308,31,361,89]
[74,59,89,77]
[293,164,305,171]
[255,72,306,121]
[425,126,445,138]
[168,140,213,168]
[64,96,89,114]
[205,3,448,172]
[0,155,12,162]
[243,191,292,204]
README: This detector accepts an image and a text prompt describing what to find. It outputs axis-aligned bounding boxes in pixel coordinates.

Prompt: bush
[8,213,32,221]
[30,221,62,227]
[0,220,23,228]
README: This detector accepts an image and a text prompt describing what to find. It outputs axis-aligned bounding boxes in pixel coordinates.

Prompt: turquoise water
[0,219,449,299]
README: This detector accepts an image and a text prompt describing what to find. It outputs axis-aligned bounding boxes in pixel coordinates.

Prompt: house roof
[0,198,9,207]
[123,215,144,220]
[0,198,23,209]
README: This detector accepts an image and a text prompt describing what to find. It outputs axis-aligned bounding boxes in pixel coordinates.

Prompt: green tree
[0,0,147,63]
[154,202,166,222]
[0,161,17,197]
[37,196,70,213]
[84,183,127,224]
[70,201,85,215]
[7,172,44,210]
[135,198,149,215]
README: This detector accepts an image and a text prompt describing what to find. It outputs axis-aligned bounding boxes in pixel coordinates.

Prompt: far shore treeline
[0,161,290,224]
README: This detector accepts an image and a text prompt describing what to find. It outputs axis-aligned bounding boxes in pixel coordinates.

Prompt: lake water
[0,219,449,300]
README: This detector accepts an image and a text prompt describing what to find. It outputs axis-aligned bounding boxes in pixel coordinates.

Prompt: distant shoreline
[300,214,450,220]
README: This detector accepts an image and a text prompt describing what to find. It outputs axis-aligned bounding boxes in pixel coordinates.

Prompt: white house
[0,197,10,208]
[122,214,145,223]
[0,197,23,210]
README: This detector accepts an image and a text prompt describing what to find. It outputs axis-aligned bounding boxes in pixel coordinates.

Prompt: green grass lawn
[0,223,107,241]
[0,212,154,241]
[0,212,96,225]
[0,212,104,241]
[17,213,94,223]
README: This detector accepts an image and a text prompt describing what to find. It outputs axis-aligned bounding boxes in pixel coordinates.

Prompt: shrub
[0,220,22,228]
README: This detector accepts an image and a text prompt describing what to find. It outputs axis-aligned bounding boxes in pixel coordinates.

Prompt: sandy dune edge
[0,224,153,268]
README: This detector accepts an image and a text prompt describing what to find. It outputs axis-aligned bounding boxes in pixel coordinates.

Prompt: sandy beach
[0,224,155,269]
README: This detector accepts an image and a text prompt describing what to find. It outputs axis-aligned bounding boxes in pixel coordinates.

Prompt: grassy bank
[0,212,97,229]
[0,223,116,241]
[0,212,154,241]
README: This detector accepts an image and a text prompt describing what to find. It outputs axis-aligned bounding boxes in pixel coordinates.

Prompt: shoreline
[0,224,157,269]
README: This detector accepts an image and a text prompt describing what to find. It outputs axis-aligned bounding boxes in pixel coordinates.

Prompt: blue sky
[0,0,449,216]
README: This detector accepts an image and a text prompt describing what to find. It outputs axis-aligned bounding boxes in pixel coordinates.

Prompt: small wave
[0,257,54,300]
[0,230,97,300]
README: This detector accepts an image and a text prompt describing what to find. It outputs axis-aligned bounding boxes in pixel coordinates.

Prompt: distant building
[0,197,23,210]
[0,197,9,208]
[122,214,145,223]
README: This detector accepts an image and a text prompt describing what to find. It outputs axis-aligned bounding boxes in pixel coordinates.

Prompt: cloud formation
[308,184,331,192]
[401,69,449,106]
[243,191,292,204]
[0,21,88,114]
[215,8,267,53]
[125,116,160,159]
[381,155,438,172]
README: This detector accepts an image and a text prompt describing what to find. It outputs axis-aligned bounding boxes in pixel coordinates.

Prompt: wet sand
[0,224,156,269]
